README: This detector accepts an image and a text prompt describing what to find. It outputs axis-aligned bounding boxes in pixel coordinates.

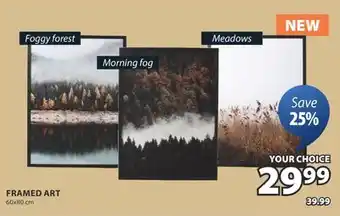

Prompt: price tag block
[256,85,332,206]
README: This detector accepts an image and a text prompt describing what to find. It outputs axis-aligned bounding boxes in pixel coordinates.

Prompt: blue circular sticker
[278,85,330,151]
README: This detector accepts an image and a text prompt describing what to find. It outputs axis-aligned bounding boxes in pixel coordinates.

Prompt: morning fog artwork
[119,48,218,180]
[28,36,125,166]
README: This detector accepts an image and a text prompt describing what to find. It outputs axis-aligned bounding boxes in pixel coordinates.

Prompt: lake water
[30,148,118,165]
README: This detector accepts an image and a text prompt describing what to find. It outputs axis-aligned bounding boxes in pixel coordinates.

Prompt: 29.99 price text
[257,166,331,196]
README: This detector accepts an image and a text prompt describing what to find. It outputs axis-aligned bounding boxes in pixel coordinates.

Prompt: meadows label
[201,31,263,45]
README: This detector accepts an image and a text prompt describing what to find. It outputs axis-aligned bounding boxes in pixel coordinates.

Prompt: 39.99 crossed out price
[290,111,319,126]
[257,166,331,196]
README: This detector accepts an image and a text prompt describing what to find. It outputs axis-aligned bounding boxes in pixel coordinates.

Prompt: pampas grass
[218,101,300,166]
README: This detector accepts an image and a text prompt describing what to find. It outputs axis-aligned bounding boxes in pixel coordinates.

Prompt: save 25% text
[290,111,319,126]
[257,166,331,196]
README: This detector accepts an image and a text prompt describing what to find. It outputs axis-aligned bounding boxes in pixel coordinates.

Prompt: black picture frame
[118,47,219,180]
[210,35,307,168]
[27,35,127,168]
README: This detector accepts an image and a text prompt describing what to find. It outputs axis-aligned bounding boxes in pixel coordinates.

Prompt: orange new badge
[276,14,329,36]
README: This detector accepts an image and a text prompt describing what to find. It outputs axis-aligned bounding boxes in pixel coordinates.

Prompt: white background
[213,38,304,108]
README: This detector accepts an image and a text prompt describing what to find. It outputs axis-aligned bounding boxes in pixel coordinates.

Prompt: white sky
[212,38,303,108]
[31,38,123,85]
[32,39,108,60]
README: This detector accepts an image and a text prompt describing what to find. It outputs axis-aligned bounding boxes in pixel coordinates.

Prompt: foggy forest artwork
[28,37,125,166]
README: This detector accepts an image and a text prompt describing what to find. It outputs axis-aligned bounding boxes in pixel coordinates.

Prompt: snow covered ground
[31,110,118,124]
